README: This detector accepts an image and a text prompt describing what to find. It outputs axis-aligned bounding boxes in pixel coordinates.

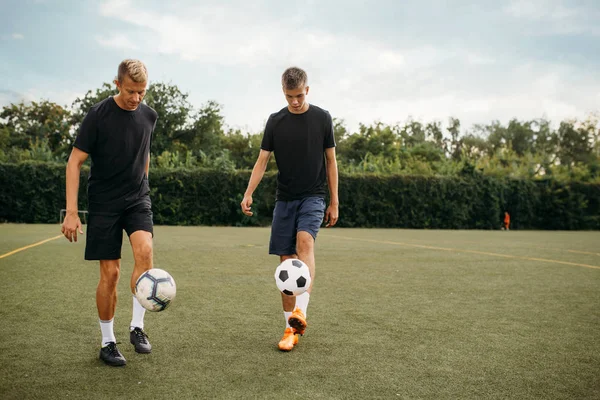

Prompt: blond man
[61,59,158,366]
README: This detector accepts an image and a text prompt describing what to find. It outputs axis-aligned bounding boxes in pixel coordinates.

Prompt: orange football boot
[278,328,298,351]
[288,308,307,336]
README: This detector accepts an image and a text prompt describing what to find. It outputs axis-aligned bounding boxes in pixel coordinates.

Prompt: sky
[1,0,599,134]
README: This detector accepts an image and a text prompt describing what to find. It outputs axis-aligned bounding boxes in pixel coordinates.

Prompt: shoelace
[132,329,148,344]
[105,342,122,357]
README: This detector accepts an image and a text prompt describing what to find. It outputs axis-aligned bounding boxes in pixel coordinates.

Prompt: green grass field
[1,224,599,399]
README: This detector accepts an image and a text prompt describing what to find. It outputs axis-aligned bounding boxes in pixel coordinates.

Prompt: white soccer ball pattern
[135,268,177,312]
[274,259,311,296]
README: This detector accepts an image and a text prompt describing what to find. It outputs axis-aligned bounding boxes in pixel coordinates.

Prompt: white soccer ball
[135,268,177,312]
[274,259,311,296]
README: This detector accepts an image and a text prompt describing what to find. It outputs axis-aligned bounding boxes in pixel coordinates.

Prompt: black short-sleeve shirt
[74,97,158,210]
[261,104,336,201]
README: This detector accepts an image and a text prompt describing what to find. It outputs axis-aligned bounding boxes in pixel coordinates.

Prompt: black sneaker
[130,327,152,354]
[99,342,126,366]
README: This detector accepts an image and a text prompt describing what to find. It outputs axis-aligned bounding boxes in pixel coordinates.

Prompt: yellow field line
[568,249,600,257]
[324,234,600,270]
[0,235,63,260]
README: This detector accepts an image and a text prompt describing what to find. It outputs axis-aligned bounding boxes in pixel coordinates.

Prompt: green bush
[0,161,88,223]
[1,162,598,230]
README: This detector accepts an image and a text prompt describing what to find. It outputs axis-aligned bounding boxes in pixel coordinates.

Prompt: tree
[143,82,194,155]
[221,129,271,170]
[505,119,535,156]
[180,100,225,157]
[447,117,462,160]
[71,82,195,156]
[339,122,400,165]
[459,134,490,161]
[425,121,445,151]
[0,100,72,157]
[531,118,558,176]
[333,118,347,146]
[399,119,426,148]
[71,83,116,128]
[557,120,594,168]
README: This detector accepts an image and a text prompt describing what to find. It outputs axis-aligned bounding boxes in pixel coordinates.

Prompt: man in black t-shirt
[61,59,158,366]
[241,67,339,351]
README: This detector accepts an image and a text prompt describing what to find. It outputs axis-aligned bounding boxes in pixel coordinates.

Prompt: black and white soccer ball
[135,268,177,312]
[274,259,311,296]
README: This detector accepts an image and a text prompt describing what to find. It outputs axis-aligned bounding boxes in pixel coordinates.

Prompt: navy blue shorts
[269,197,326,255]
[85,197,153,261]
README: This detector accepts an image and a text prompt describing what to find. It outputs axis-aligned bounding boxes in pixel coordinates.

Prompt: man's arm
[324,146,339,227]
[145,153,150,177]
[61,147,89,242]
[240,149,271,216]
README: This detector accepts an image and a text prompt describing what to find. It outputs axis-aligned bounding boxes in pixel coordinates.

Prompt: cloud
[95,34,139,50]
[503,0,600,36]
[0,89,26,105]
[329,58,600,133]
[97,0,472,78]
[504,0,578,20]
[98,1,282,65]
[466,53,495,66]
[4,0,586,135]
[0,88,83,108]
[12,33,24,40]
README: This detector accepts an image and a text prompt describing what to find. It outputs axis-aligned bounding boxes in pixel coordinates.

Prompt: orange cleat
[278,328,299,351]
[288,308,307,336]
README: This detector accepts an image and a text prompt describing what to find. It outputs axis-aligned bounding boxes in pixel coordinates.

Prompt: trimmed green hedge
[1,162,598,230]
[0,161,88,224]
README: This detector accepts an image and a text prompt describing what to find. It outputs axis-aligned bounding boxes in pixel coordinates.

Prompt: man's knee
[296,231,314,253]
[131,231,153,264]
[136,242,153,263]
[99,260,121,284]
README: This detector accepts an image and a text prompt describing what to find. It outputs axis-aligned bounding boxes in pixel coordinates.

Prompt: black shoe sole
[100,357,126,367]
[133,347,152,354]
[130,339,152,354]
[288,318,306,336]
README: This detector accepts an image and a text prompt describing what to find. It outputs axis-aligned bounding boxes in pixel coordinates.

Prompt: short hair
[281,67,307,90]
[117,59,148,83]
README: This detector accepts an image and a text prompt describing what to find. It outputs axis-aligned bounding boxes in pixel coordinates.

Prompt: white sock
[100,318,116,347]
[130,296,146,331]
[284,311,292,329]
[295,292,310,316]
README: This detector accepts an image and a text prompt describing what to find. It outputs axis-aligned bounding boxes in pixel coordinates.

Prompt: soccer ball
[274,259,311,296]
[135,268,177,312]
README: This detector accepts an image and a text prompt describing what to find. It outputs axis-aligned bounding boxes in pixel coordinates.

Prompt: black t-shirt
[74,97,158,210]
[261,104,336,201]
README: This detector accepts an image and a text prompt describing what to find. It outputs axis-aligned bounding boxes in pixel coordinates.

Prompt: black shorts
[85,198,153,261]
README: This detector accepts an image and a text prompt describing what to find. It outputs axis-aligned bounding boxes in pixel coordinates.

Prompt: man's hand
[324,203,339,227]
[61,212,83,242]
[240,194,254,216]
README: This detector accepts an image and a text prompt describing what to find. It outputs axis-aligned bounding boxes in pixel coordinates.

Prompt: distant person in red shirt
[504,211,510,230]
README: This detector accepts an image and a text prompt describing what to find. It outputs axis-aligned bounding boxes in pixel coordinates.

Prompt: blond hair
[281,67,307,90]
[117,59,148,83]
